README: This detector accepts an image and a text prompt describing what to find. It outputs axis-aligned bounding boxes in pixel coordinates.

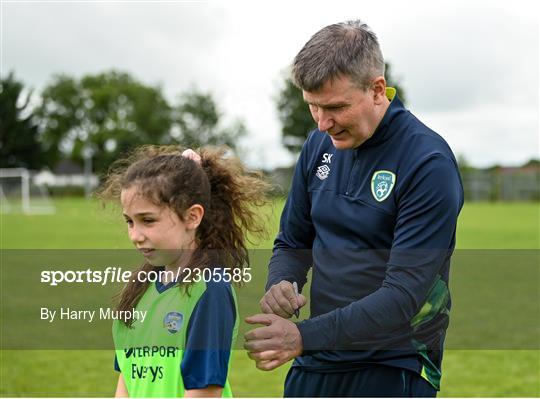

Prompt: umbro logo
[316,153,333,180]
[316,165,330,180]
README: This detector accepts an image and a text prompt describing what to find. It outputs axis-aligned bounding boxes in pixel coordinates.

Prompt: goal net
[0,168,56,214]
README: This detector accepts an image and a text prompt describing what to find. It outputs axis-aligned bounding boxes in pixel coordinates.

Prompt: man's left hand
[244,314,303,371]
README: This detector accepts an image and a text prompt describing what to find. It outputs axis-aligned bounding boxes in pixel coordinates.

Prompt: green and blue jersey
[113,269,238,397]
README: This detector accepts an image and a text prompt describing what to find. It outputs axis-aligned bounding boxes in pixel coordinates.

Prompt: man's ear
[183,204,204,230]
[371,76,387,104]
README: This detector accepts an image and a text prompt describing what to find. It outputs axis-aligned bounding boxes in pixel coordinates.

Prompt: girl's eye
[125,220,133,227]
[143,219,155,224]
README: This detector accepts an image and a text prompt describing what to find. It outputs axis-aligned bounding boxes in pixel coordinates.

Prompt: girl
[99,146,270,398]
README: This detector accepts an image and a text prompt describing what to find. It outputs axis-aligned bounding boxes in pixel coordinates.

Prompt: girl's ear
[183,204,204,230]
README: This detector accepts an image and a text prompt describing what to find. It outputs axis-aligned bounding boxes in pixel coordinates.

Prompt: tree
[384,62,406,105]
[522,159,540,168]
[276,76,317,155]
[276,61,407,156]
[0,72,45,169]
[173,89,246,149]
[457,153,475,174]
[36,71,172,175]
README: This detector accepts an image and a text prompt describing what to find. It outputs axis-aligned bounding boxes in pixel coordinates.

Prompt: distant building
[461,161,539,201]
[33,160,98,189]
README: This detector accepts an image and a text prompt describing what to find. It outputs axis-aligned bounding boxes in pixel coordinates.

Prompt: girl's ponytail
[195,147,271,270]
[99,145,271,325]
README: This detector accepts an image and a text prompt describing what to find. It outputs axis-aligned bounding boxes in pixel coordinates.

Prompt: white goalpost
[0,168,56,214]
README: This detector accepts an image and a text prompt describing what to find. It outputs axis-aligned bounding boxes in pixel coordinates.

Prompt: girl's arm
[185,385,223,397]
[115,373,129,398]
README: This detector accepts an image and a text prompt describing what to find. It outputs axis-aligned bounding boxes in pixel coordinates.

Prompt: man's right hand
[260,281,307,318]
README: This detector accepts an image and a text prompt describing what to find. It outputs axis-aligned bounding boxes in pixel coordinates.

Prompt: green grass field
[1,198,539,397]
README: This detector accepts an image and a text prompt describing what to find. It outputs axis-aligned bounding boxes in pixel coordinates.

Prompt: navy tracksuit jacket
[267,93,464,390]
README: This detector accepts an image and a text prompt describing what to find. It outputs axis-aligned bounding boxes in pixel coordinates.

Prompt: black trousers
[284,365,438,397]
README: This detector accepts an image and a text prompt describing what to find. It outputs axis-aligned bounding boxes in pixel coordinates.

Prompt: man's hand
[260,280,307,318]
[244,314,303,371]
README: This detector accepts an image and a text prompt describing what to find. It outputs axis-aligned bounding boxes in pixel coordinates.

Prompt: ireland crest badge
[371,170,396,202]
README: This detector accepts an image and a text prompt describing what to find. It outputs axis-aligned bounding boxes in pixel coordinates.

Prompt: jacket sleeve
[296,154,464,350]
[266,137,316,292]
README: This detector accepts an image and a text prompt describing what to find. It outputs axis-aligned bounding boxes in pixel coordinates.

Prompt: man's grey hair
[292,20,385,91]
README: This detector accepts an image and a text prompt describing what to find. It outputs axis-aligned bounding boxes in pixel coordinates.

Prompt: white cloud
[422,104,539,167]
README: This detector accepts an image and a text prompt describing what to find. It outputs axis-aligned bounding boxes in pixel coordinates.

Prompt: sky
[1,0,538,169]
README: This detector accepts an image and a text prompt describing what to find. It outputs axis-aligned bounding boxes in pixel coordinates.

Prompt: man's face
[303,75,381,150]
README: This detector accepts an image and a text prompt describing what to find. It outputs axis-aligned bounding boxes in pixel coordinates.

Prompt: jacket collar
[358,88,407,150]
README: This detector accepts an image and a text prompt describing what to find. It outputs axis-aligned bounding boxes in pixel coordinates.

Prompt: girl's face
[120,186,201,270]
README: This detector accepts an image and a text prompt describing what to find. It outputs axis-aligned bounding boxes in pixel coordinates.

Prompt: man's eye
[125,220,133,226]
[143,219,155,224]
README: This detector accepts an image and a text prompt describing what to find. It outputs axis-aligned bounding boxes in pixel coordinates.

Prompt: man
[244,20,463,397]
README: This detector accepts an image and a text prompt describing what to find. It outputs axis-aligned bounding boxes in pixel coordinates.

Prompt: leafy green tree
[36,71,172,175]
[457,153,475,174]
[276,62,407,155]
[384,62,406,105]
[0,72,45,169]
[276,76,316,155]
[173,89,246,149]
[522,159,539,168]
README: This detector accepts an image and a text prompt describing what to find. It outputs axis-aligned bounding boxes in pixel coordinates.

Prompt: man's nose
[316,110,334,132]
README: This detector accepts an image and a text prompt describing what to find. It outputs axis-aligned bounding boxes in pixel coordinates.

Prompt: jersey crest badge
[163,311,183,334]
[371,170,396,202]
[316,165,331,180]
